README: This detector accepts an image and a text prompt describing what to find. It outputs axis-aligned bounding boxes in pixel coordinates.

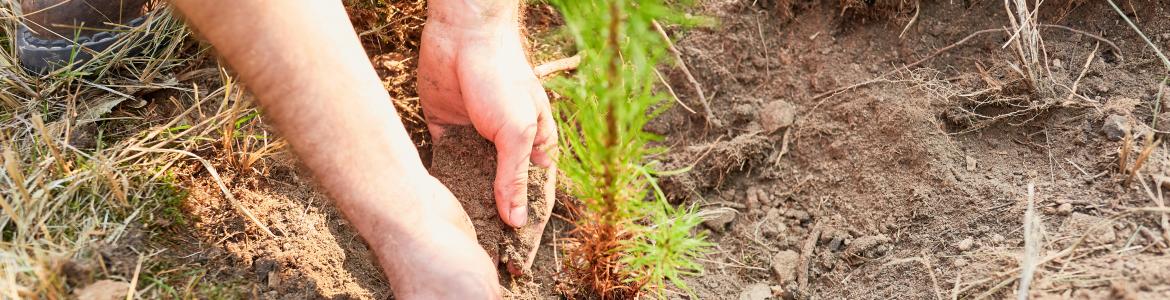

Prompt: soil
[102,0,1170,299]
[429,125,558,281]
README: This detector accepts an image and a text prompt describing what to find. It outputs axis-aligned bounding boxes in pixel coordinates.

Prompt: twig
[1017,182,1041,300]
[1125,136,1159,185]
[1120,122,1133,173]
[899,0,921,39]
[128,147,276,238]
[652,19,715,126]
[1063,43,1098,103]
[654,68,697,114]
[125,253,143,300]
[534,54,582,78]
[796,222,822,295]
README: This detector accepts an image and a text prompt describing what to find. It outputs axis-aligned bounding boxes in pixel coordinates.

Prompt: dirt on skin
[89,0,1170,299]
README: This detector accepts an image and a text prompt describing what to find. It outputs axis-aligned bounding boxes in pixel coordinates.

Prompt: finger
[427,122,447,141]
[529,90,557,167]
[492,121,537,228]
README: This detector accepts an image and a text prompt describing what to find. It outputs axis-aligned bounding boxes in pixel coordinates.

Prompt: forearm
[169,1,428,233]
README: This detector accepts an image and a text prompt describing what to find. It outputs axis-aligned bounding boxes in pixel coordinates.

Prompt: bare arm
[168,0,501,298]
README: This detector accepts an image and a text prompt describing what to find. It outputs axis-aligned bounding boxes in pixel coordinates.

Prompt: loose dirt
[429,125,557,279]
[104,0,1170,299]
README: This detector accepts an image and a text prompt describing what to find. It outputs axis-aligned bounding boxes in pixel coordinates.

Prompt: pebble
[953,258,969,267]
[990,234,1005,244]
[759,100,798,134]
[738,283,773,300]
[957,237,975,252]
[829,236,847,251]
[770,250,801,283]
[965,155,977,172]
[1101,114,1131,141]
[702,209,738,233]
[1057,203,1074,215]
[1052,58,1064,69]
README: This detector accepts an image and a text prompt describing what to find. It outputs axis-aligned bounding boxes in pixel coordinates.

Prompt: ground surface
[10,0,1170,299]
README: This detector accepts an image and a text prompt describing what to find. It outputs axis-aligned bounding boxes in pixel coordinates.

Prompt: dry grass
[0,4,272,298]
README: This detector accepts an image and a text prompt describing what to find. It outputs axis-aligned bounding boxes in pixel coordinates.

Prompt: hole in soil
[1100,48,1119,64]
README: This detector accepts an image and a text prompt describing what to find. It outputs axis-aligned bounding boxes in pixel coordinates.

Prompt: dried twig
[1125,135,1159,185]
[1017,182,1042,300]
[652,19,715,126]
[128,147,276,238]
[535,54,582,78]
[796,222,822,295]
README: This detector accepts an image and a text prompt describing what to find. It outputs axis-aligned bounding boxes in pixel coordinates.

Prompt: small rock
[965,155,977,172]
[953,258,969,267]
[828,236,846,251]
[1101,114,1130,141]
[702,209,738,233]
[760,100,797,134]
[957,237,975,252]
[254,258,278,281]
[267,271,281,288]
[770,250,801,283]
[1056,203,1074,215]
[74,280,130,300]
[739,283,773,300]
[990,234,1005,244]
[1052,58,1064,69]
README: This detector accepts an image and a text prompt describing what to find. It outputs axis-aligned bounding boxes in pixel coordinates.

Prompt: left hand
[417,7,557,229]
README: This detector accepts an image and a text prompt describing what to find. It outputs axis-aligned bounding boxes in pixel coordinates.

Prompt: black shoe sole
[16,15,148,75]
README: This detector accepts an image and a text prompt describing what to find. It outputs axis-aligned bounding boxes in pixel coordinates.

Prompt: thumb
[491,122,537,228]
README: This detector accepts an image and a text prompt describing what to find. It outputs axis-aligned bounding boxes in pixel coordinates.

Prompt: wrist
[427,0,522,29]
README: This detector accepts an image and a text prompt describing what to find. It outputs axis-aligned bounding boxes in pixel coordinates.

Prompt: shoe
[17,0,151,74]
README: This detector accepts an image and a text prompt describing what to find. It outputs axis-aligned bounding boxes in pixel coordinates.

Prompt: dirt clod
[73,280,130,300]
[760,100,797,133]
[738,283,773,300]
[990,233,1005,245]
[429,125,556,278]
[956,237,975,252]
[703,208,738,233]
[844,235,891,259]
[770,250,800,283]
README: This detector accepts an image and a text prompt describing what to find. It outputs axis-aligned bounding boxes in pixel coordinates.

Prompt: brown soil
[109,0,1170,299]
[429,125,558,280]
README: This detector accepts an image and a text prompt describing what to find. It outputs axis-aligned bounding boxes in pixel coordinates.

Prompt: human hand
[365,176,503,299]
[417,5,556,228]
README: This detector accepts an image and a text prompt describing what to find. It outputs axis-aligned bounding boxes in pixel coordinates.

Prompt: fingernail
[510,205,528,227]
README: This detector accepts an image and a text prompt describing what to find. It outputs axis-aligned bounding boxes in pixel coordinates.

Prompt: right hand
[367,176,503,299]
